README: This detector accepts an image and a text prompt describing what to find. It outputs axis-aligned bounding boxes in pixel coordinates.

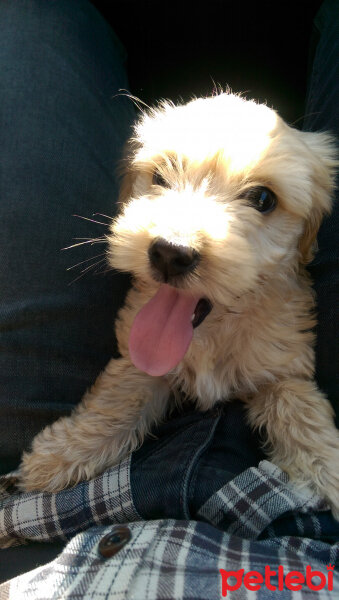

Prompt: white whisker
[67,253,106,271]
[61,237,106,250]
[73,214,109,226]
[92,213,113,221]
[68,258,106,285]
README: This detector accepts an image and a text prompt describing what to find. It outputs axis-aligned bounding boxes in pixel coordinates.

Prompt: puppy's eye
[245,186,277,214]
[153,171,168,187]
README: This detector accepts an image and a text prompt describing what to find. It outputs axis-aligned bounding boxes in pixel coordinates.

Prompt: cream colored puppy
[19,93,339,518]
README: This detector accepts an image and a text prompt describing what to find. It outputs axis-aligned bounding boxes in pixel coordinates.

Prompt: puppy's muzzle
[148,238,200,282]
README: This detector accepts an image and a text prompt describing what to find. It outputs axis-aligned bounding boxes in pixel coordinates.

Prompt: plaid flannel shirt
[0,458,338,599]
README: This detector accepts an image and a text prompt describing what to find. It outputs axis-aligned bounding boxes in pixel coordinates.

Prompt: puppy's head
[108,93,337,375]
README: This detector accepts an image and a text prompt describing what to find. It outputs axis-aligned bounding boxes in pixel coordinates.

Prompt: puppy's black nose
[148,238,200,280]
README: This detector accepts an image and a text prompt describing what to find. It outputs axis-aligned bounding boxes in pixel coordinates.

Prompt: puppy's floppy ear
[297,131,338,264]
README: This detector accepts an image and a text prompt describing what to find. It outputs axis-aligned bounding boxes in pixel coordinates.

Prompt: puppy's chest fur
[115,275,315,411]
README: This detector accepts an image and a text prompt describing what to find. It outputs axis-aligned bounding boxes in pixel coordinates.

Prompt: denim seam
[180,415,222,520]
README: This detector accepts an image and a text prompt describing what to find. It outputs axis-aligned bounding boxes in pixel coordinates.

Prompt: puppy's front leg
[246,379,339,518]
[19,358,170,492]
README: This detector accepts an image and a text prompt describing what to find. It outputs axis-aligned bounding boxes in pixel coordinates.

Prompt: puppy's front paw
[17,419,98,493]
[286,452,339,521]
[17,415,130,492]
[313,455,339,521]
[18,449,76,493]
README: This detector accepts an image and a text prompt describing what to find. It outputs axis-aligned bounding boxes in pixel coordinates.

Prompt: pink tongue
[129,284,198,376]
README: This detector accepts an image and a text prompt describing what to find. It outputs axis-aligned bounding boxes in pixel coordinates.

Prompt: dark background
[93,0,322,125]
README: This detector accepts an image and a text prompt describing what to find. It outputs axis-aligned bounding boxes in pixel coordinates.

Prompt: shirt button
[98,525,132,558]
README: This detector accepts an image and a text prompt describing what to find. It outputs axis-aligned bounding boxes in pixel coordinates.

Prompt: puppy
[19,93,339,518]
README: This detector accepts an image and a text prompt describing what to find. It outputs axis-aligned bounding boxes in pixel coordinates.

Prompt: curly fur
[19,93,339,518]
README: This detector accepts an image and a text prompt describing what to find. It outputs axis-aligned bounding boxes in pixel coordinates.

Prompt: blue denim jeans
[0,0,134,473]
[0,0,338,584]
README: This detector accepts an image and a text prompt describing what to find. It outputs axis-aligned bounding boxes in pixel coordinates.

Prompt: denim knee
[0,0,135,468]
